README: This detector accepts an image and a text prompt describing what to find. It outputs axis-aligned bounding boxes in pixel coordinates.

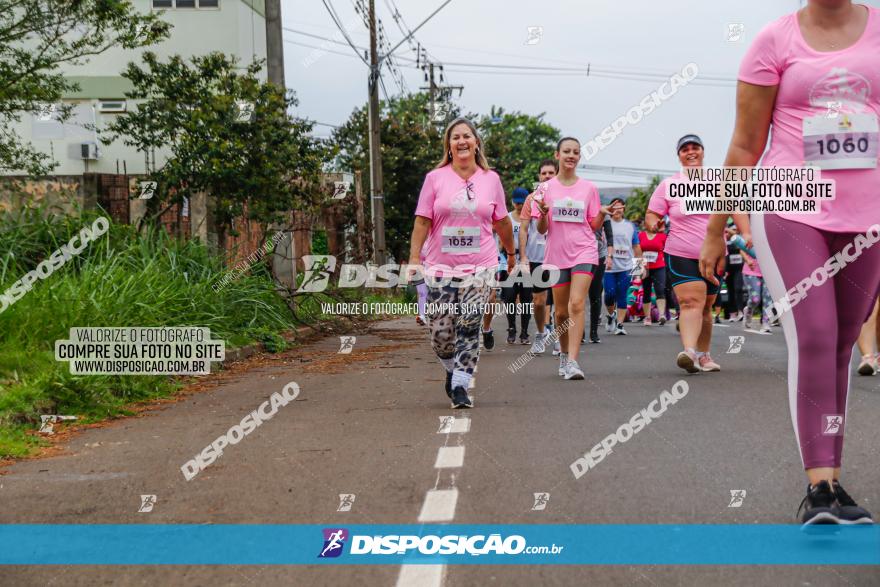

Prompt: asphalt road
[2,314,879,586]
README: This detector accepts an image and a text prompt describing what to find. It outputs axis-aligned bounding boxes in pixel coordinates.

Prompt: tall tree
[104,52,327,247]
[477,106,560,195]
[0,0,170,175]
[333,92,452,262]
[624,175,663,221]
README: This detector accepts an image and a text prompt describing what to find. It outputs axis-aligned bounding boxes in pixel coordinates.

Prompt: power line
[283,28,733,86]
[320,0,369,66]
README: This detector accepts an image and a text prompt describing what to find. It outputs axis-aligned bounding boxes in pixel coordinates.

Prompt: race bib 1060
[803,113,878,170]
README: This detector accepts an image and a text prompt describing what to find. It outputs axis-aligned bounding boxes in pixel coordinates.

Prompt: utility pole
[264,0,285,87]
[368,0,387,265]
[420,63,463,123]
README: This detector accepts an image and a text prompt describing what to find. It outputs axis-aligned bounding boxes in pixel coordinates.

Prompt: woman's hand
[405,259,425,283]
[699,232,727,286]
[534,198,549,217]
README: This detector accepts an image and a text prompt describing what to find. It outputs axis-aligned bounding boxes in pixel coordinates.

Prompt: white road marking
[418,488,458,522]
[396,564,445,587]
[434,446,465,468]
[437,417,470,434]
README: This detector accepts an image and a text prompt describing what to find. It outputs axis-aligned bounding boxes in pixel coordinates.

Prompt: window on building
[152,0,219,8]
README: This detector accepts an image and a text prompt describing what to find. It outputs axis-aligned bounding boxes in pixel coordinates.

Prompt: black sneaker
[833,481,874,524]
[482,330,494,351]
[506,328,516,345]
[797,480,839,525]
[519,333,531,345]
[451,386,473,409]
[445,371,453,399]
[589,330,601,344]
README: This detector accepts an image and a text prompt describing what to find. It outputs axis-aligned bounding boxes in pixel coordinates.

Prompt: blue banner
[1,525,878,565]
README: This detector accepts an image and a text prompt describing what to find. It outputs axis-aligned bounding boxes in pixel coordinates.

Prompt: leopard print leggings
[426,282,491,374]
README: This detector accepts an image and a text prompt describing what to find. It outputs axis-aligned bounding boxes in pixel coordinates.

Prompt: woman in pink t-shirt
[646,135,723,374]
[532,137,612,380]
[700,1,880,525]
[408,118,516,409]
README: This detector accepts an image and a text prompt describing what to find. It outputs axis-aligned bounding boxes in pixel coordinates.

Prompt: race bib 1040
[552,198,585,223]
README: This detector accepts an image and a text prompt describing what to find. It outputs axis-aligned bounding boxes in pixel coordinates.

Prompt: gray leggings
[426,281,491,374]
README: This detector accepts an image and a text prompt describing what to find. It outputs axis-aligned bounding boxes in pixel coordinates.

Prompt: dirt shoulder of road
[0,315,414,473]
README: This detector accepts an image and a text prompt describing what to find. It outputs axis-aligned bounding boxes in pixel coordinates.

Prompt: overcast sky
[281,0,879,187]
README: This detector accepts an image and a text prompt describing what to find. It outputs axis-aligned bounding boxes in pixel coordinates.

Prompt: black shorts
[551,263,597,289]
[529,262,552,294]
[666,254,721,296]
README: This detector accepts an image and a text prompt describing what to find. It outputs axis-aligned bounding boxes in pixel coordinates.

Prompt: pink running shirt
[738,5,880,233]
[647,172,710,260]
[415,165,508,277]
[530,177,600,267]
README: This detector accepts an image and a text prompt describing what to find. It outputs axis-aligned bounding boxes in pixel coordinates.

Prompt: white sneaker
[614,324,627,335]
[857,355,877,376]
[759,323,771,334]
[564,359,585,380]
[605,313,616,333]
[558,353,568,377]
[552,339,561,356]
[531,332,546,354]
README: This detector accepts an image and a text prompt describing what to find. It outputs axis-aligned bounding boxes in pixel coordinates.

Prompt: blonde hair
[435,117,490,170]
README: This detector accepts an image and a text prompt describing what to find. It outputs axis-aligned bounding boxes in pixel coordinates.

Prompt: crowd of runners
[407,0,879,527]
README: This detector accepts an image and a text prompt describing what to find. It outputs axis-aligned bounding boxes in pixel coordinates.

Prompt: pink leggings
[752,215,880,469]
